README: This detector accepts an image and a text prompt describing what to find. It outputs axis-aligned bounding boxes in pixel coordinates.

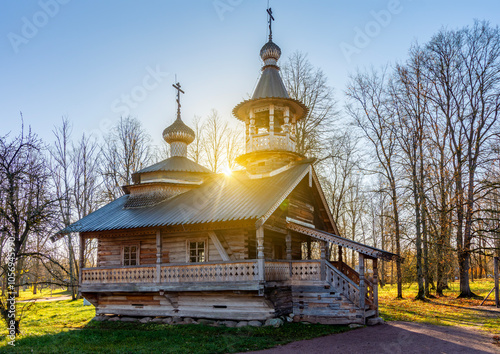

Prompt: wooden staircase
[291,281,365,324]
[291,262,377,325]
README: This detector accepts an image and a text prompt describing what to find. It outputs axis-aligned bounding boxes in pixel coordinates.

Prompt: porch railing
[82,265,156,284]
[82,260,323,285]
[264,260,321,281]
[160,261,259,283]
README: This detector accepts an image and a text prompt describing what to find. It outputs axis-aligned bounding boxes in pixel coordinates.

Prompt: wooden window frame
[122,244,140,266]
[186,238,208,263]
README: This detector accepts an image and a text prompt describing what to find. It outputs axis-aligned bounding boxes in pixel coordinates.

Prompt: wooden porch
[81,258,378,321]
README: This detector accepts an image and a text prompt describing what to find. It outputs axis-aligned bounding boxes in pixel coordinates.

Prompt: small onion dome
[260,40,281,66]
[163,117,195,145]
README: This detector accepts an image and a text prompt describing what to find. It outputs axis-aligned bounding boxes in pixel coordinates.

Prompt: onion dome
[260,40,281,67]
[163,116,195,158]
[163,117,195,145]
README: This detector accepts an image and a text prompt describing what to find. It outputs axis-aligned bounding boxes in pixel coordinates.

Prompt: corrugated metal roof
[252,67,289,100]
[60,162,311,234]
[136,156,212,174]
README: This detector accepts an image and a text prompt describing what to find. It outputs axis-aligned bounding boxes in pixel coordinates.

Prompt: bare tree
[101,116,153,201]
[282,52,338,158]
[424,22,500,297]
[188,115,204,164]
[50,117,78,300]
[0,121,55,335]
[391,45,432,299]
[225,128,244,171]
[201,110,228,173]
[346,68,404,298]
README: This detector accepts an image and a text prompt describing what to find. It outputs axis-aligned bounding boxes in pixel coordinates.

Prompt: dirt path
[18,295,72,303]
[244,321,500,354]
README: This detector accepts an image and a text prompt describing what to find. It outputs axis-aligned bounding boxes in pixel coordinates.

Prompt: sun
[222,166,232,176]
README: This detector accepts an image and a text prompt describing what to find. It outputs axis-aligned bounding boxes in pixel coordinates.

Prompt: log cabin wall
[97,233,156,267]
[93,226,314,266]
[263,230,287,259]
[94,291,275,320]
[288,179,315,226]
[95,228,250,267]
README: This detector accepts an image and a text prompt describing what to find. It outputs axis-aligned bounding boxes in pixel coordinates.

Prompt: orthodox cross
[267,7,274,40]
[172,81,184,117]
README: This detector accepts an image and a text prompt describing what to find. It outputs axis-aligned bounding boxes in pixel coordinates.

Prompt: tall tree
[101,116,153,201]
[424,22,500,297]
[392,45,431,299]
[0,122,55,335]
[201,110,228,173]
[50,117,78,300]
[282,52,338,158]
[346,69,404,298]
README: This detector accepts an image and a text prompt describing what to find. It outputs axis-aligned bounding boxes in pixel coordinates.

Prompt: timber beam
[286,222,400,262]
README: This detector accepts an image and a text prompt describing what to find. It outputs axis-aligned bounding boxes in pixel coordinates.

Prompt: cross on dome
[163,81,195,157]
[172,81,185,119]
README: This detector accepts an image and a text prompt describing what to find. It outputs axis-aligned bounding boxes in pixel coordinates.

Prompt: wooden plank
[208,231,230,261]
[81,281,263,293]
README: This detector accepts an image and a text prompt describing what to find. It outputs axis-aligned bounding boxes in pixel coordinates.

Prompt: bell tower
[233,8,308,176]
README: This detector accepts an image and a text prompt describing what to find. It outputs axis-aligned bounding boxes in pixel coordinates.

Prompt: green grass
[3,280,498,352]
[0,299,349,353]
[16,288,71,301]
[379,279,500,333]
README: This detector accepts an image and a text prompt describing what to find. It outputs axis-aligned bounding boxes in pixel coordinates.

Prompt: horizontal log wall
[288,179,315,226]
[98,234,156,267]
[93,291,275,320]
[96,229,248,266]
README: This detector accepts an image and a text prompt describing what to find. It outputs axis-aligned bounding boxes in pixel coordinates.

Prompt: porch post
[256,226,265,281]
[320,241,326,281]
[373,258,379,316]
[286,231,292,260]
[359,253,366,315]
[156,229,162,283]
[78,233,85,287]
[338,246,343,263]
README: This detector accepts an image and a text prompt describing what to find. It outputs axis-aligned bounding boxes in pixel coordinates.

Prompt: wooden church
[61,14,396,325]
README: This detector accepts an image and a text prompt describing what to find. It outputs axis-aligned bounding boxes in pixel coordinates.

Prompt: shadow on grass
[0,321,351,354]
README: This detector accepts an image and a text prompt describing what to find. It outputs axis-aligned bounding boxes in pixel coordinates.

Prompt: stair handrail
[325,261,361,306]
[325,261,359,289]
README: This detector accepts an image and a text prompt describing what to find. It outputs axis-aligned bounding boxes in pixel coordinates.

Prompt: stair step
[292,285,331,292]
[292,291,341,297]
[293,302,358,309]
[293,315,364,325]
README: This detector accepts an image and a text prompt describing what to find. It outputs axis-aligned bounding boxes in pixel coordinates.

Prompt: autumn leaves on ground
[379,279,499,333]
[0,280,497,353]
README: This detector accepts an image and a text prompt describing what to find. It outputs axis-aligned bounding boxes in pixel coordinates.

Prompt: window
[123,245,139,266]
[188,240,206,263]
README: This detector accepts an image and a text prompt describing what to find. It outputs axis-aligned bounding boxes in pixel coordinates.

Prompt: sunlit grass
[0,299,349,353]
[379,279,500,333]
[0,280,497,352]
[16,288,71,301]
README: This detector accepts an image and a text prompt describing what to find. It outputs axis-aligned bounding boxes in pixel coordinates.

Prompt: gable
[259,165,340,236]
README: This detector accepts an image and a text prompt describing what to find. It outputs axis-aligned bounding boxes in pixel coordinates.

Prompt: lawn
[0,280,498,353]
[379,279,500,333]
[16,288,72,301]
[0,297,349,353]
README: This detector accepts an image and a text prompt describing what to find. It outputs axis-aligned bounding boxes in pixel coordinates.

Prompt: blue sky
[1,0,499,147]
